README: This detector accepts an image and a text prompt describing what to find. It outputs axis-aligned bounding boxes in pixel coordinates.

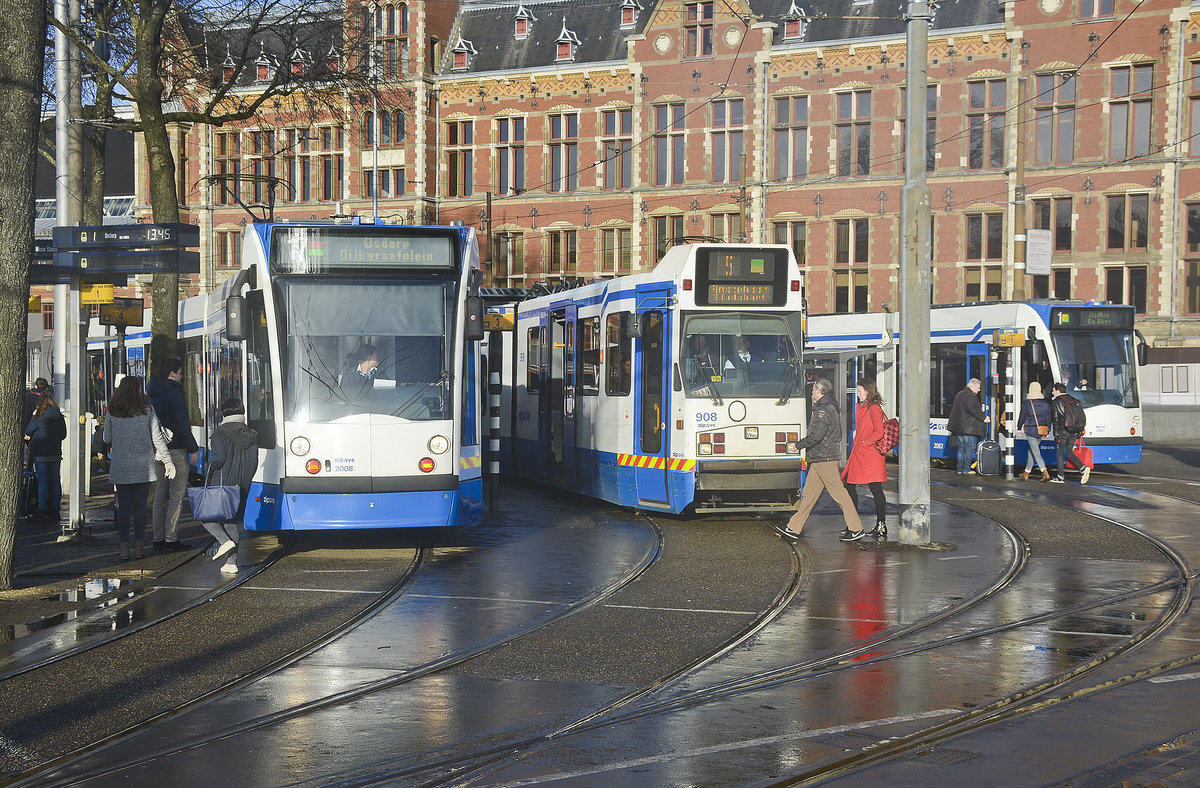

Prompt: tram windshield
[682,313,803,399]
[279,278,457,422]
[1051,330,1139,408]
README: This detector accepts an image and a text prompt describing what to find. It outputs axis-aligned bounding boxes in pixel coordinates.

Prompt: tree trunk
[0,0,46,589]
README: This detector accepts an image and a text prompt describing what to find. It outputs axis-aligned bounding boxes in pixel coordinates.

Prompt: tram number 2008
[695,412,719,425]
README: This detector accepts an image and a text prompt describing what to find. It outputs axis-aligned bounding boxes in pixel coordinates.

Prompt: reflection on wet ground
[19,479,1200,787]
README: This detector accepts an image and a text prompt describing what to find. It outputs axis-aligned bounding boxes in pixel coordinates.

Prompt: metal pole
[899,1,932,545]
[371,2,379,217]
[487,333,502,512]
[53,0,70,410]
[1013,76,1027,301]
[66,0,89,537]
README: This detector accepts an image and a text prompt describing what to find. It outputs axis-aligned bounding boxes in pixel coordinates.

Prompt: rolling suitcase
[19,469,38,518]
[976,440,1001,476]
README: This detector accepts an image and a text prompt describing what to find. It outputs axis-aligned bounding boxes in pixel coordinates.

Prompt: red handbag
[1066,437,1094,470]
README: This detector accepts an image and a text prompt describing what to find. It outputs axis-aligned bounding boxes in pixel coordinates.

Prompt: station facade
[129,0,1200,349]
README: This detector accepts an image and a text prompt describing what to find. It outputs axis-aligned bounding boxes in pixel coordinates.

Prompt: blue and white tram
[806,300,1147,466]
[89,218,487,530]
[489,243,807,514]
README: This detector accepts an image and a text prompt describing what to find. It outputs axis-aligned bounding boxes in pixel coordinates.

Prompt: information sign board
[99,298,145,327]
[53,223,200,250]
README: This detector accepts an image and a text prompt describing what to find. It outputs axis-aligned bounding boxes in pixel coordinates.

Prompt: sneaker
[212,540,236,561]
[1080,467,1091,485]
[153,540,168,551]
[219,561,238,574]
[771,524,801,542]
[839,528,866,542]
[1049,476,1066,484]
[161,540,191,552]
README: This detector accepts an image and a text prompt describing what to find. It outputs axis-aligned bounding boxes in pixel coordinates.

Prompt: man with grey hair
[772,377,865,542]
[948,377,990,475]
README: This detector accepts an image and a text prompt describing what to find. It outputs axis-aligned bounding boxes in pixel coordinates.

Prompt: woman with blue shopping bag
[192,398,258,573]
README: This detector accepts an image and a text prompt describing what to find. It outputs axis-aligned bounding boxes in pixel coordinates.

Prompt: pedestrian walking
[947,377,990,475]
[202,398,259,574]
[24,392,67,521]
[1017,381,1052,482]
[772,377,864,542]
[147,358,199,551]
[102,376,175,561]
[1050,382,1090,484]
[841,377,888,539]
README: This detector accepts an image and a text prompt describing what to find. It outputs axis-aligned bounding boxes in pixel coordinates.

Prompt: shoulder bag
[1032,404,1049,437]
[186,448,240,523]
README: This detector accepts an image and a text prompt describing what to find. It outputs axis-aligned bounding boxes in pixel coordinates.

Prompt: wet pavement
[1,444,1198,786]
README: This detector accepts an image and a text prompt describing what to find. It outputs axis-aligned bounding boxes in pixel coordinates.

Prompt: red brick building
[145,0,1200,348]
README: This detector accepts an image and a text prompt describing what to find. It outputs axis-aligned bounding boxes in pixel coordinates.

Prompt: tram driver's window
[526,326,541,394]
[605,312,632,396]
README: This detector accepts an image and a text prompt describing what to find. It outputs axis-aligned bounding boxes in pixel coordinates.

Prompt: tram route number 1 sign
[99,298,145,327]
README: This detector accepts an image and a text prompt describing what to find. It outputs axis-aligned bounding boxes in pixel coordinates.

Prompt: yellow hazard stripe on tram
[459,455,482,470]
[617,454,696,471]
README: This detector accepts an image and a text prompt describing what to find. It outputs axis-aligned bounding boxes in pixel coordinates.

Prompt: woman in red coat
[841,377,888,539]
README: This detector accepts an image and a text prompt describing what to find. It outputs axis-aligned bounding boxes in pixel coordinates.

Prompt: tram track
[17,515,666,788]
[2,534,426,787]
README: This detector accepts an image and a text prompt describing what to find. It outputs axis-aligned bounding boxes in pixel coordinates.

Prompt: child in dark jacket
[202,398,259,573]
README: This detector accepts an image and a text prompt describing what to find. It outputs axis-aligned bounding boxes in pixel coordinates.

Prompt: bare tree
[50,0,379,371]
[0,0,47,589]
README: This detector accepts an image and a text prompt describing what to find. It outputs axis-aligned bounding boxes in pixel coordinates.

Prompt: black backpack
[1060,394,1086,434]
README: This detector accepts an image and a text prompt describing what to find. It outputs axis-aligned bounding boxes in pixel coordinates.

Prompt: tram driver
[339,343,392,402]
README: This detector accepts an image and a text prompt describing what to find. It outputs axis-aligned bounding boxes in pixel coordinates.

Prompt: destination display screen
[695,247,789,307]
[1050,307,1135,331]
[271,227,455,273]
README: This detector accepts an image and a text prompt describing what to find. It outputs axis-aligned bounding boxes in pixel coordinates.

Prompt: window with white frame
[710,211,743,242]
[684,1,713,58]
[548,113,578,193]
[836,90,871,177]
[318,126,345,202]
[901,85,937,173]
[654,103,686,186]
[772,220,806,268]
[968,79,1005,169]
[1109,63,1153,161]
[1080,0,1113,19]
[602,108,633,190]
[654,214,684,260]
[547,228,578,275]
[966,212,1003,261]
[1035,72,1076,164]
[965,266,1002,301]
[773,95,808,182]
[1032,196,1073,252]
[496,117,525,196]
[1190,62,1200,158]
[711,98,744,184]
[1105,266,1147,313]
[445,120,473,197]
[1106,193,1149,251]
[602,226,632,273]
[835,218,869,265]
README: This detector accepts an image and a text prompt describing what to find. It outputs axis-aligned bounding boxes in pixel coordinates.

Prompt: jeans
[1024,433,1049,472]
[34,459,62,512]
[115,482,151,543]
[955,434,980,474]
[152,448,190,542]
[1056,434,1085,477]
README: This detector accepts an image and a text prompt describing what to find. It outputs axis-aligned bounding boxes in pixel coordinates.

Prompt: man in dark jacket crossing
[147,358,200,551]
[201,398,259,573]
[773,378,864,542]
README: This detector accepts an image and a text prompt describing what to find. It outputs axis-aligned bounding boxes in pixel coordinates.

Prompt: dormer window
[451,36,477,71]
[555,18,581,63]
[222,50,236,83]
[291,49,309,76]
[514,4,537,40]
[782,2,809,41]
[326,46,340,74]
[255,49,272,82]
[620,0,642,28]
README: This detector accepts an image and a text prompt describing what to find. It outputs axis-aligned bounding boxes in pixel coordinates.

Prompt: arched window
[385,4,395,35]
[380,111,392,145]
[399,3,408,34]
[364,111,375,146]
[395,110,406,143]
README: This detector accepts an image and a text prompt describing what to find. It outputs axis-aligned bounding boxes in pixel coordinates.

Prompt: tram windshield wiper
[389,370,451,419]
[776,362,799,406]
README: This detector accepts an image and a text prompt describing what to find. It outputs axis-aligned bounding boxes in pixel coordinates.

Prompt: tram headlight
[698,442,713,455]
[290,436,311,456]
[744,427,759,440]
[428,435,450,455]
[418,457,436,473]
[305,458,321,474]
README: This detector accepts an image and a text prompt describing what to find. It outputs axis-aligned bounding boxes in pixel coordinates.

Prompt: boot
[118,542,129,561]
[1040,469,1050,482]
[1019,470,1030,481]
[867,519,887,540]
[134,540,144,559]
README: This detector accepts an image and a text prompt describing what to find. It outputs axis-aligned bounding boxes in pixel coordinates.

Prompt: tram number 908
[695,412,719,426]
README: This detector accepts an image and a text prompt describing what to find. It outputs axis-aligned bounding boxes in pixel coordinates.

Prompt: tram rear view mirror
[622,312,641,339]
[226,295,248,341]
[464,296,485,341]
[1137,341,1148,366]
[1027,327,1041,365]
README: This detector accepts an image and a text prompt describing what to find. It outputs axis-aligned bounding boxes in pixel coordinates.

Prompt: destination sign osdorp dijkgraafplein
[272,228,455,273]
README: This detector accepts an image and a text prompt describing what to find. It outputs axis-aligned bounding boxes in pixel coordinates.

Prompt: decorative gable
[451,36,478,71]
[555,18,582,63]
[514,4,537,40]
[255,46,273,82]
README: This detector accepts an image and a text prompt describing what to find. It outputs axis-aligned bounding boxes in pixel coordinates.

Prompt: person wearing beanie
[1016,381,1052,481]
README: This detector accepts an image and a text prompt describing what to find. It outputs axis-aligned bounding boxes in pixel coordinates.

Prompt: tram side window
[930,344,968,419]
[246,290,276,448]
[580,317,600,396]
[605,312,632,396]
[208,336,243,432]
[183,336,204,428]
[526,326,541,394]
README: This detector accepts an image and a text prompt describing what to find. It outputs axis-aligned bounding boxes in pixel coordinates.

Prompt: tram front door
[635,287,671,506]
